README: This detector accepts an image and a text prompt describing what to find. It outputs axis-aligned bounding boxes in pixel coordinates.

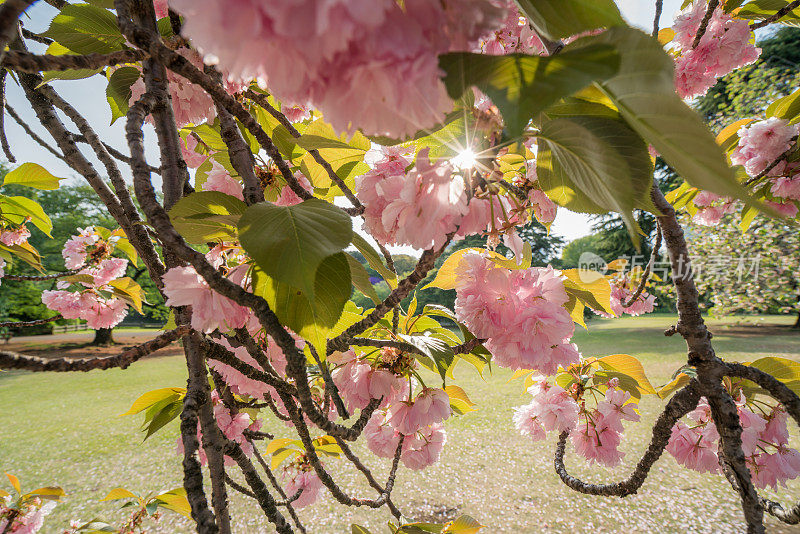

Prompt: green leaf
[0,194,53,236]
[101,488,139,502]
[0,241,43,271]
[766,87,800,124]
[106,67,140,125]
[735,0,800,26]
[169,191,247,244]
[351,526,374,534]
[536,115,654,240]
[596,354,656,395]
[2,163,64,190]
[120,387,185,416]
[516,0,625,40]
[399,333,455,380]
[295,120,370,189]
[560,268,613,315]
[154,489,192,518]
[444,385,476,415]
[142,397,183,440]
[108,277,144,313]
[439,45,621,137]
[6,473,21,493]
[27,486,65,501]
[239,199,352,299]
[43,3,125,55]
[346,253,380,304]
[351,233,397,289]
[574,27,745,201]
[444,515,484,534]
[252,252,351,356]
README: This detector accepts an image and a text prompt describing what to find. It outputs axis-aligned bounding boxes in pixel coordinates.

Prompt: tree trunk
[91,327,116,346]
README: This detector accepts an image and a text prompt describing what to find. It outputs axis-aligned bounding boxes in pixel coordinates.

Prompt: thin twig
[0,315,62,328]
[692,0,720,49]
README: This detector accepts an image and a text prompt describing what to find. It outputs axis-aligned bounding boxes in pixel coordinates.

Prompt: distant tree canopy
[561,27,800,317]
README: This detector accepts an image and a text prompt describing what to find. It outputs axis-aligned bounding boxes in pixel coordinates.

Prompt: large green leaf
[536,115,654,240]
[106,67,140,125]
[2,163,64,190]
[0,194,53,236]
[238,199,352,299]
[168,191,247,244]
[295,121,370,189]
[439,45,621,137]
[573,27,744,201]
[42,3,125,55]
[516,0,625,40]
[252,253,351,356]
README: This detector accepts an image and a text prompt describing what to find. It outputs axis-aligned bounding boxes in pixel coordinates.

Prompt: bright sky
[6,1,683,252]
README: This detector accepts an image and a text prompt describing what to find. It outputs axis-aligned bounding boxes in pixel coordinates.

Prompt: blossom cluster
[0,223,30,248]
[672,1,760,98]
[129,48,216,127]
[333,348,451,471]
[691,118,799,225]
[454,252,580,373]
[356,147,556,252]
[597,276,657,318]
[666,394,800,489]
[513,377,639,467]
[0,497,55,534]
[41,228,130,329]
[170,0,507,137]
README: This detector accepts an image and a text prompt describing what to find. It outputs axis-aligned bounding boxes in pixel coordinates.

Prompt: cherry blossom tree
[1,1,800,533]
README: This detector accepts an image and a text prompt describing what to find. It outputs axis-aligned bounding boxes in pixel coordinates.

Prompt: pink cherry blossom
[282,462,324,508]
[597,386,640,425]
[0,257,6,285]
[203,161,244,200]
[129,48,216,127]
[387,387,450,435]
[666,421,720,474]
[170,0,506,137]
[512,401,547,441]
[671,2,760,98]
[530,189,557,225]
[364,411,402,457]
[771,175,800,201]
[82,258,127,287]
[765,201,799,219]
[0,224,31,247]
[571,415,624,467]
[400,423,447,470]
[282,104,311,123]
[41,290,128,329]
[161,265,251,333]
[371,148,468,250]
[62,227,98,269]
[275,173,312,207]
[154,0,168,18]
[731,118,797,177]
[454,253,579,373]
[331,351,408,412]
[691,192,735,226]
[181,134,209,169]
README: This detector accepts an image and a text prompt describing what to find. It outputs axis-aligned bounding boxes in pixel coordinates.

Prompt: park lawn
[1,315,800,533]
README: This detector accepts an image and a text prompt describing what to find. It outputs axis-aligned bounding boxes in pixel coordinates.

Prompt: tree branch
[1,49,147,73]
[750,0,800,29]
[0,325,189,372]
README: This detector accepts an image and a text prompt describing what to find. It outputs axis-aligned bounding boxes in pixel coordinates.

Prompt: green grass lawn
[2,315,800,533]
